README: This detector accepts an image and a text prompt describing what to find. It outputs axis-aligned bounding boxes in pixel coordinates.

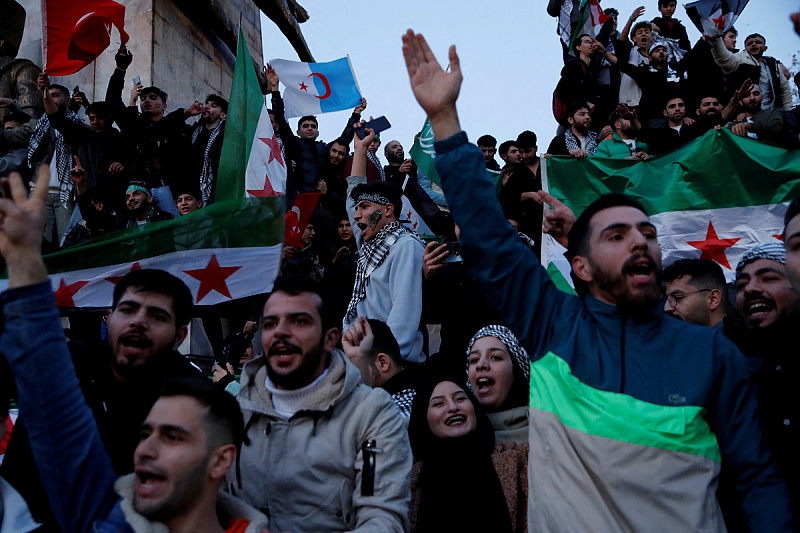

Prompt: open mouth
[445,414,466,426]
[357,223,367,231]
[269,342,301,360]
[475,376,494,392]
[625,257,655,283]
[744,299,775,317]
[135,467,167,496]
[120,333,152,349]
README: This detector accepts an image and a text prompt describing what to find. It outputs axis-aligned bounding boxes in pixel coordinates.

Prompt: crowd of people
[0,0,800,532]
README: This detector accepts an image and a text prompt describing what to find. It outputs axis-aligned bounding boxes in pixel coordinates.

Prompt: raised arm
[619,6,645,44]
[0,168,118,532]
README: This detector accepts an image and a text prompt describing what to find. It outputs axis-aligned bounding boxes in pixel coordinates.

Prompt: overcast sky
[260,1,800,162]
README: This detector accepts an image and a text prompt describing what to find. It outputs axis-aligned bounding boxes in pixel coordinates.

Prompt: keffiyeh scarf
[564,129,598,155]
[191,119,225,205]
[27,110,84,207]
[343,221,419,326]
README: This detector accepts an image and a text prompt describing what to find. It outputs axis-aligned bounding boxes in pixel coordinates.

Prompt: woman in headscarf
[408,375,527,533]
[466,325,530,444]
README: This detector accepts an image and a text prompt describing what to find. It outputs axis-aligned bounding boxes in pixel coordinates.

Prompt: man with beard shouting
[227,274,411,533]
[401,29,794,531]
[1,187,204,528]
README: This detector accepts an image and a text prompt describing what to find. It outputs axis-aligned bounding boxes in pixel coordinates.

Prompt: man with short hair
[711,32,793,111]
[644,96,702,154]
[383,139,417,187]
[189,94,227,206]
[30,72,83,245]
[596,106,650,159]
[498,140,522,169]
[663,258,728,329]
[615,7,654,107]
[124,183,174,227]
[401,30,794,531]
[477,134,500,170]
[342,316,425,418]
[320,137,350,207]
[345,127,425,363]
[229,274,411,532]
[615,41,682,127]
[546,100,599,157]
[725,83,784,142]
[0,204,267,531]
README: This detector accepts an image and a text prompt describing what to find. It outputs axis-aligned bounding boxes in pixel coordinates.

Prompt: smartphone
[356,115,391,139]
[132,75,141,86]
[72,85,80,94]
[440,241,463,263]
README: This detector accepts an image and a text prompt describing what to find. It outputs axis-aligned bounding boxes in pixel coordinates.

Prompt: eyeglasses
[665,289,711,307]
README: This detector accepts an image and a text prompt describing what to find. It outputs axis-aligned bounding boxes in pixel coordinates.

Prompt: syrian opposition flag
[567,0,610,52]
[217,27,287,201]
[285,193,320,247]
[269,57,362,118]
[542,129,800,287]
[42,0,129,76]
[686,0,750,38]
[0,26,285,307]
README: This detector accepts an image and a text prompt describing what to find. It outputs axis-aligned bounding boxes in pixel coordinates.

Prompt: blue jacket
[433,132,795,532]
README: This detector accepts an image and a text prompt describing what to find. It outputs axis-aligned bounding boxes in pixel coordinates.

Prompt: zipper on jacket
[620,316,627,394]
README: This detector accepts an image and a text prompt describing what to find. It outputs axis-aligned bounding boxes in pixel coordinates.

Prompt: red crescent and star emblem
[307,72,332,99]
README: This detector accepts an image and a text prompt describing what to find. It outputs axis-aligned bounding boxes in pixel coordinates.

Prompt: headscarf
[465,325,530,411]
[408,374,512,533]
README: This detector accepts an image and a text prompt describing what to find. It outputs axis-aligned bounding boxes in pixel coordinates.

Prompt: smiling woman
[407,375,527,533]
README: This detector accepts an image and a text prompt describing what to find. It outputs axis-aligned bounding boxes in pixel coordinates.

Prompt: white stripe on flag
[0,246,282,307]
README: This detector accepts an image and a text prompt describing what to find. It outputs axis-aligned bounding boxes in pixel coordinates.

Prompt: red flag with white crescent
[285,193,321,248]
[42,0,129,76]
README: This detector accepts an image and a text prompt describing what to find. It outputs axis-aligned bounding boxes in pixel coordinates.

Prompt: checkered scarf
[27,111,84,207]
[465,325,530,391]
[343,220,418,326]
[564,129,598,155]
[191,119,225,205]
[367,150,385,181]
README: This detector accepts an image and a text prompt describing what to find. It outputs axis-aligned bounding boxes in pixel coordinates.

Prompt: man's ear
[383,202,395,219]
[173,325,188,351]
[663,108,669,118]
[706,289,722,311]
[207,443,236,480]
[221,112,227,120]
[375,353,393,373]
[323,327,340,353]
[571,255,594,283]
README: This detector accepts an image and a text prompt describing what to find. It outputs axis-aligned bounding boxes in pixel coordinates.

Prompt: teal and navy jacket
[434,131,795,532]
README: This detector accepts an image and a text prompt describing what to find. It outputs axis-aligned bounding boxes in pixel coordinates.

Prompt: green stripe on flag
[546,261,577,295]
[216,24,265,202]
[546,129,800,218]
[8,197,283,277]
[568,0,592,51]
[531,352,721,461]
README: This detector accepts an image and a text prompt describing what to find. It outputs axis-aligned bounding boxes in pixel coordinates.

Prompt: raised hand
[539,190,576,249]
[264,64,280,91]
[402,30,462,139]
[0,167,50,287]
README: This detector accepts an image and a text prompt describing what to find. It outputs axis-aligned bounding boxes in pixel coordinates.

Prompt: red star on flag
[299,81,308,91]
[105,262,142,285]
[712,14,726,29]
[687,221,740,270]
[247,176,280,197]
[259,135,285,167]
[54,278,91,307]
[184,255,242,302]
[774,234,784,242]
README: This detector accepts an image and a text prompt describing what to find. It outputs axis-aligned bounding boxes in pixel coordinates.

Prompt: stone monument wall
[16,0,262,110]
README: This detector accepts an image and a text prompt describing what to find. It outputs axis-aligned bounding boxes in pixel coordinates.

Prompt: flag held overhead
[43,0,129,76]
[270,56,363,118]
[685,0,750,38]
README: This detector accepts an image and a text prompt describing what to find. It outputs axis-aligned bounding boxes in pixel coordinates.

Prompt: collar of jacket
[114,473,268,533]
[237,348,361,418]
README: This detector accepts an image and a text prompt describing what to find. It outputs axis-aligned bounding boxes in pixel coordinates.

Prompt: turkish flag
[284,193,320,248]
[43,0,129,76]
